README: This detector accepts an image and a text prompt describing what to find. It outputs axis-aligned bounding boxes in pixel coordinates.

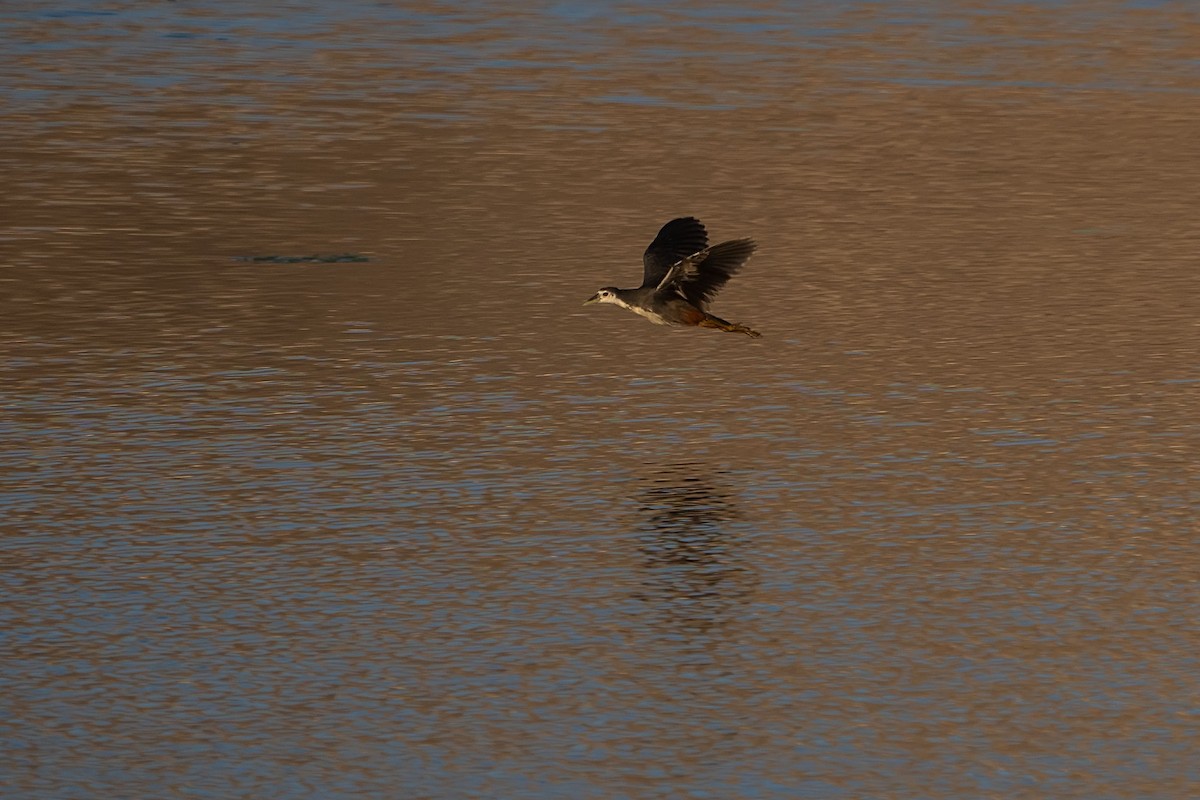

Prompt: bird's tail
[699,313,762,338]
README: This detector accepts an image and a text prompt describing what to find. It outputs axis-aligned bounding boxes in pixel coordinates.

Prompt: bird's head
[583,287,620,306]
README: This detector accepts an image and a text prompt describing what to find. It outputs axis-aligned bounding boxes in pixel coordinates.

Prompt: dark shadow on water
[632,461,757,634]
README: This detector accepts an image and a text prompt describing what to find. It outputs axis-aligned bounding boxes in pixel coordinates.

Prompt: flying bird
[583,217,760,337]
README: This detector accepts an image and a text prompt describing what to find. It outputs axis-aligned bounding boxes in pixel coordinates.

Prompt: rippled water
[3,2,1199,798]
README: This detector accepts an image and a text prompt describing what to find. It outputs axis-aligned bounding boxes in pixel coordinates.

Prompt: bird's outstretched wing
[641,217,708,289]
[658,238,756,310]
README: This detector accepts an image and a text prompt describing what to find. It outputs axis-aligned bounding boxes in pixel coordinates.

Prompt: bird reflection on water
[633,463,757,633]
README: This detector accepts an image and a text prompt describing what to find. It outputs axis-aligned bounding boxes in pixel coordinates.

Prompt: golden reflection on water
[2,1,1199,798]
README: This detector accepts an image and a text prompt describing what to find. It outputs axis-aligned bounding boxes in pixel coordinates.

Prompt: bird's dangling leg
[699,314,762,338]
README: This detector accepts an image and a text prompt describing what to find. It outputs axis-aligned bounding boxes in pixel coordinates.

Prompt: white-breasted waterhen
[584,217,760,337]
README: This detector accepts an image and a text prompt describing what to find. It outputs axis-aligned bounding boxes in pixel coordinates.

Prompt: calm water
[2,2,1199,798]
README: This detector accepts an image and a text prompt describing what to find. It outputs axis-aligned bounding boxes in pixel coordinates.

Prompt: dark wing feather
[641,217,708,289]
[677,238,756,309]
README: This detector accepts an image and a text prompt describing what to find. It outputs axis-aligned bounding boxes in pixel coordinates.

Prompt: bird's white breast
[613,297,669,325]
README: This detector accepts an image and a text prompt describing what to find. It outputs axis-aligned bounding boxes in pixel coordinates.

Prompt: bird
[583,217,761,337]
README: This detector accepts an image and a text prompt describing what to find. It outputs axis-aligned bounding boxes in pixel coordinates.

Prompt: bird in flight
[583,217,761,337]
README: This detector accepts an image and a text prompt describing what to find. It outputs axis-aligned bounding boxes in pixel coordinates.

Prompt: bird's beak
[583,293,600,306]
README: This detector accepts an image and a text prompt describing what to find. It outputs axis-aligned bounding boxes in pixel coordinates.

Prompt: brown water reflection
[634,462,756,633]
[2,1,1199,798]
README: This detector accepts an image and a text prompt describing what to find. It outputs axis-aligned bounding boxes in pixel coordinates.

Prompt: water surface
[2,2,1199,798]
